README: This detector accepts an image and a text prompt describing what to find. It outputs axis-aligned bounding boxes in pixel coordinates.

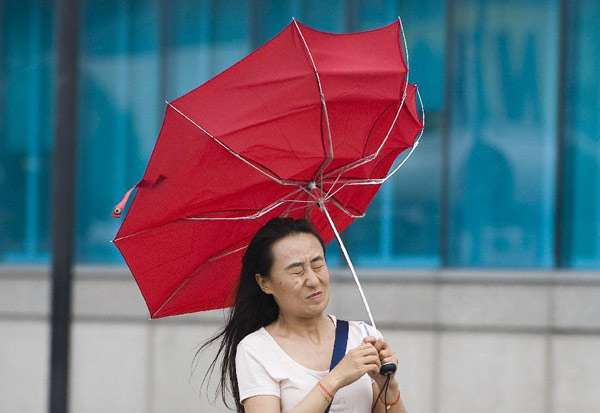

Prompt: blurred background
[1,0,599,412]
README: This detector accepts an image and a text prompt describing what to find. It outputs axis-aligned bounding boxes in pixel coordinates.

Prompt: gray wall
[1,266,599,413]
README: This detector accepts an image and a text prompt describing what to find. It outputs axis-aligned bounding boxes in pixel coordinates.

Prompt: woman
[197,217,407,412]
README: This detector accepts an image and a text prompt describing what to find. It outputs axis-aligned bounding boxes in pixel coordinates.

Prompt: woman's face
[256,232,329,319]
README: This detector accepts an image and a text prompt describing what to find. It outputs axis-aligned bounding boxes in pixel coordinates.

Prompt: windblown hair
[193,217,326,412]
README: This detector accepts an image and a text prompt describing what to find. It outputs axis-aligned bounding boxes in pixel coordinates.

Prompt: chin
[312,296,329,313]
[304,299,327,314]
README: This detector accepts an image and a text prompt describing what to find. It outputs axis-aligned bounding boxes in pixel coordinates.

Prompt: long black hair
[193,217,326,412]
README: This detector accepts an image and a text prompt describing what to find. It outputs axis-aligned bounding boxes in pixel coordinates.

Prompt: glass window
[163,0,213,98]
[0,0,54,264]
[302,0,347,32]
[562,0,600,269]
[447,0,559,268]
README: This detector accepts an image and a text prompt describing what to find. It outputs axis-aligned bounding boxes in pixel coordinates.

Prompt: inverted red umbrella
[111,18,424,331]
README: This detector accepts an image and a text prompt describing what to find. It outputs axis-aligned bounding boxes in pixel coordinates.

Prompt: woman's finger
[362,336,377,346]
[363,355,381,368]
[358,342,375,350]
[358,342,377,351]
[359,346,379,358]
[375,339,389,352]
[381,356,397,364]
[381,354,398,365]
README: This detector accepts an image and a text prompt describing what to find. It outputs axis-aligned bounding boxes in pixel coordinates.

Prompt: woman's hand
[362,336,399,389]
[324,341,381,391]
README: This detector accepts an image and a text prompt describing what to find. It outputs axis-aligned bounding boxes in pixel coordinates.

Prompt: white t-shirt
[235,314,382,413]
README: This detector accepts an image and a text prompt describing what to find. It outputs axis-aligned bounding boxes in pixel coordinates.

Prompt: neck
[272,312,333,344]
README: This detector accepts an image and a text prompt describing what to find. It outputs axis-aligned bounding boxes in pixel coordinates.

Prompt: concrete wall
[1,266,599,413]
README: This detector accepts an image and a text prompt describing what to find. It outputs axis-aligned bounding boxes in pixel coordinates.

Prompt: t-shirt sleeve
[235,341,280,402]
[357,320,384,342]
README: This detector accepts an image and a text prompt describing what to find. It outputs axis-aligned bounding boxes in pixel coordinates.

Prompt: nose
[305,267,320,287]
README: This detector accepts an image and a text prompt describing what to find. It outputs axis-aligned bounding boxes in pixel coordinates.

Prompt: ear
[255,273,273,295]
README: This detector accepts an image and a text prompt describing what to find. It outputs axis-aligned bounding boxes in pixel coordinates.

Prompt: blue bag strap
[324,319,349,413]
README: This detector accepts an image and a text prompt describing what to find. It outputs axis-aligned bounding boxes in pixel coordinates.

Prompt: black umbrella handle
[379,362,397,376]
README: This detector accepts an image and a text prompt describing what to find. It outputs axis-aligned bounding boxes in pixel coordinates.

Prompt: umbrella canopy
[112,18,424,320]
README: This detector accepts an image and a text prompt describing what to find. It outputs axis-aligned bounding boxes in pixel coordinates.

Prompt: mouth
[307,292,322,299]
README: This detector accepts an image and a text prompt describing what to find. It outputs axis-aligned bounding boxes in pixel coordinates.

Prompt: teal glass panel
[208,0,251,77]
[448,0,558,268]
[163,0,250,98]
[0,0,54,264]
[562,0,600,269]
[303,0,347,32]
[163,0,212,98]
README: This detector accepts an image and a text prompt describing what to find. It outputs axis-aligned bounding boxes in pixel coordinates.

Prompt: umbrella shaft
[321,203,380,339]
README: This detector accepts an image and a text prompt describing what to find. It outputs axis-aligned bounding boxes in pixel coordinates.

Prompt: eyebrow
[284,255,324,271]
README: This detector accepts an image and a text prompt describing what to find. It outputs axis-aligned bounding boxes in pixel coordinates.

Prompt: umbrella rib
[327,196,365,219]
[112,187,308,243]
[292,18,335,194]
[184,188,314,221]
[208,245,248,263]
[151,240,252,318]
[356,87,425,185]
[281,185,311,218]
[320,87,425,200]
[282,204,310,216]
[166,101,317,202]
[323,89,408,197]
[321,17,412,199]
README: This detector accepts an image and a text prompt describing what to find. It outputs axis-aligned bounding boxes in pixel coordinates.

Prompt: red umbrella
[111,18,424,325]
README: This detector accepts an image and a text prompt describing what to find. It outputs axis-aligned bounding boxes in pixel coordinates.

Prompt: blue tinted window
[447,0,559,268]
[0,0,54,263]
[562,0,600,268]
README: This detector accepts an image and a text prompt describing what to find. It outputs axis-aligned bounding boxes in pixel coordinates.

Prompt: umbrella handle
[380,362,397,376]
